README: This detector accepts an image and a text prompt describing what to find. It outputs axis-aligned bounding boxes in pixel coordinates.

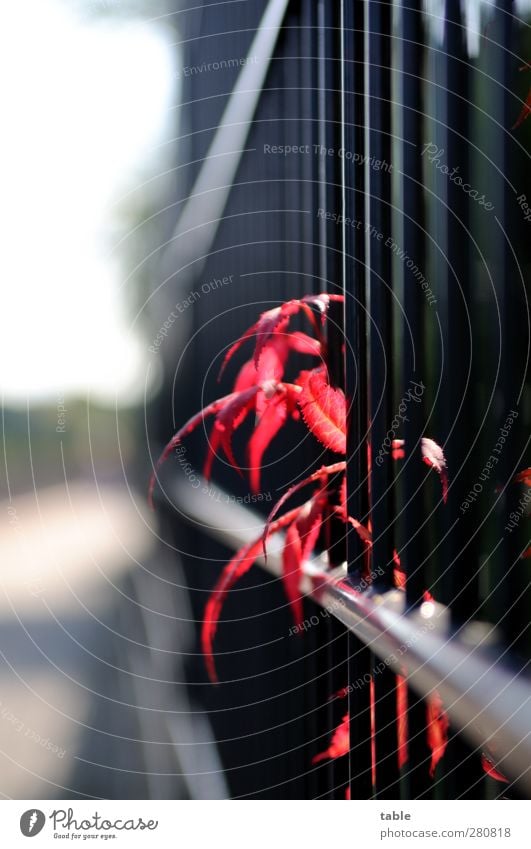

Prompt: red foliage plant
[148,294,508,787]
[149,294,447,675]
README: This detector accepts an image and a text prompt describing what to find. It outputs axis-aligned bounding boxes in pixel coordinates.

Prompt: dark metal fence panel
[150,0,531,799]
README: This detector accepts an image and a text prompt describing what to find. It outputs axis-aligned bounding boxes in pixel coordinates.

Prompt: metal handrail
[170,477,531,793]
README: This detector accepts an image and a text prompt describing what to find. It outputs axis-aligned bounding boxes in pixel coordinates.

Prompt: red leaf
[514,467,531,487]
[218,295,343,380]
[392,437,448,502]
[481,754,509,783]
[421,438,448,502]
[263,461,345,551]
[202,539,262,684]
[254,339,288,417]
[344,514,372,546]
[204,360,266,480]
[312,713,350,763]
[148,392,237,508]
[282,493,326,626]
[233,359,260,393]
[426,692,449,777]
[214,385,260,475]
[393,552,435,603]
[203,422,223,480]
[397,675,408,769]
[248,395,288,493]
[297,367,346,454]
[302,292,344,316]
[219,301,300,378]
[513,86,531,129]
[218,308,285,379]
[393,549,406,590]
[255,338,287,383]
[252,313,295,371]
[392,439,405,460]
[322,675,408,781]
[288,331,322,357]
[329,686,349,701]
[370,677,376,787]
[201,504,306,682]
[338,475,347,516]
[334,475,372,547]
[150,377,281,501]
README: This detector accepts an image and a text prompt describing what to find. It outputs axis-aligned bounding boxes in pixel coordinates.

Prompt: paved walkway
[0,482,154,798]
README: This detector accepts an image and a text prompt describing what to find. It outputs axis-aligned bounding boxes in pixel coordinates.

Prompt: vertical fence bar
[487,1,514,659]
[366,0,401,799]
[401,2,428,611]
[487,1,528,658]
[439,0,486,797]
[315,0,350,799]
[442,1,474,637]
[301,0,331,800]
[498,5,530,669]
[399,0,433,798]
[303,0,335,799]
[341,0,374,799]
[482,3,530,797]
[367,0,395,591]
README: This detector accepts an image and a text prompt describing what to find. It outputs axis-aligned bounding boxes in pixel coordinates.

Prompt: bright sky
[0,0,175,405]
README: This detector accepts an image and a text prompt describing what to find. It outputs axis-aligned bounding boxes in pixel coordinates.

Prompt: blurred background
[0,0,221,799]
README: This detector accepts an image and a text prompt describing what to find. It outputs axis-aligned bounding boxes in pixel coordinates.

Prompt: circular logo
[20,810,45,837]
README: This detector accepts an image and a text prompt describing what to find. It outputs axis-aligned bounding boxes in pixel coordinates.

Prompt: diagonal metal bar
[162,0,290,283]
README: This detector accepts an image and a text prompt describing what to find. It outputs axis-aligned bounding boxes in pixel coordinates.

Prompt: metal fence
[150,0,531,799]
